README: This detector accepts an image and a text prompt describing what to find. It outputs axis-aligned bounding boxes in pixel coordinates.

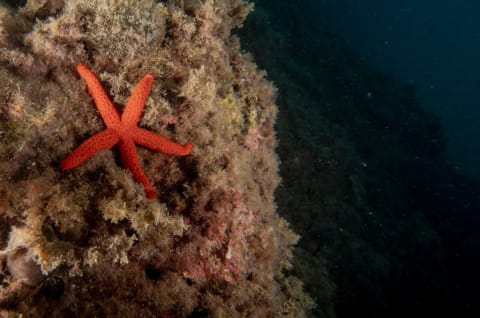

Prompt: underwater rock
[6,248,42,287]
[0,0,313,316]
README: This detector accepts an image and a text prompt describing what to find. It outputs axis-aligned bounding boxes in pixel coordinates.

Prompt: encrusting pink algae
[0,0,313,316]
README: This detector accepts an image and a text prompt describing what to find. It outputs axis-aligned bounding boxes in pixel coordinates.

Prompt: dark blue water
[239,1,480,317]
[312,0,480,181]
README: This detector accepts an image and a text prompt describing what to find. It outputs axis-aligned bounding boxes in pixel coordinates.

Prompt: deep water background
[238,0,480,317]
[311,0,480,181]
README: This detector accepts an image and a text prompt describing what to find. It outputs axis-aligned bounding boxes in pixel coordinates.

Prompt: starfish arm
[121,73,154,127]
[60,129,120,170]
[77,64,121,128]
[118,138,156,199]
[132,127,193,156]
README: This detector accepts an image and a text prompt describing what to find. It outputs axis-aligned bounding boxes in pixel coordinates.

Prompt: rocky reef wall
[0,0,313,316]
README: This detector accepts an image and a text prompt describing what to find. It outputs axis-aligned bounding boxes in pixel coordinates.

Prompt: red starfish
[61,64,193,199]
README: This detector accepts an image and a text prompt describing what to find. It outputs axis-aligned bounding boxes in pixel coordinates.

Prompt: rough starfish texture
[61,64,193,198]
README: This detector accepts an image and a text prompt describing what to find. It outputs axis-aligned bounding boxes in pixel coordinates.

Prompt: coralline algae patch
[0,0,313,317]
